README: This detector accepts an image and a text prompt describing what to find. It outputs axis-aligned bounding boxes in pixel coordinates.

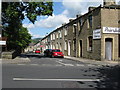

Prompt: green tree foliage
[2,1,53,51]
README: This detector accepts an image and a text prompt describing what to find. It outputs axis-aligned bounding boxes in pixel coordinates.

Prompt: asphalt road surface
[2,53,120,89]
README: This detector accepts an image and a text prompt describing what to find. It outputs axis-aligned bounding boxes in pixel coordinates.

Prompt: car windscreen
[52,50,60,52]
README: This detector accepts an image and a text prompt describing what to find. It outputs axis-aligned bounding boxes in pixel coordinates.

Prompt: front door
[80,40,82,57]
[105,38,112,60]
[68,41,71,56]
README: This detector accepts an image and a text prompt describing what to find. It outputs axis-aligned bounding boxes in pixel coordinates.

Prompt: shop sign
[0,41,6,45]
[93,29,101,39]
[103,27,120,34]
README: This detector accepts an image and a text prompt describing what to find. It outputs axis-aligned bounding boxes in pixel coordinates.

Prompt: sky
[22,0,120,39]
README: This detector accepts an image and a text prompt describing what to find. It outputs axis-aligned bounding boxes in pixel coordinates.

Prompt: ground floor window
[88,36,93,51]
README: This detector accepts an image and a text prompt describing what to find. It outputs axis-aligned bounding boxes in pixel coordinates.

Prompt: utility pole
[0,0,1,36]
[0,2,2,90]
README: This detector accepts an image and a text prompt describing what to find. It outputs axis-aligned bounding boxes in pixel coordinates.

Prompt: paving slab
[64,56,120,66]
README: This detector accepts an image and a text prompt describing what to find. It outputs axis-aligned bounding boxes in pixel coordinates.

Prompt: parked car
[50,49,64,58]
[44,49,52,56]
[35,50,41,54]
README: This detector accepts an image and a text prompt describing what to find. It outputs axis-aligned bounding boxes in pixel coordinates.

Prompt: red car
[35,50,41,54]
[50,49,64,58]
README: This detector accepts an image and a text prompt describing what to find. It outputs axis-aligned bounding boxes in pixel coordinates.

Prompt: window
[64,26,68,36]
[56,43,59,49]
[79,18,83,26]
[88,36,93,51]
[53,33,55,40]
[59,30,62,38]
[50,34,53,40]
[88,15,92,28]
[64,41,67,50]
[73,24,77,33]
[56,33,58,39]
[52,49,61,52]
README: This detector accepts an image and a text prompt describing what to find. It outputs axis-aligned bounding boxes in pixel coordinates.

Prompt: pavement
[0,53,120,66]
[0,55,31,64]
[64,56,120,66]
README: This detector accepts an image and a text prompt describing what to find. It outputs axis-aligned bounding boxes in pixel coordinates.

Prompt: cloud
[23,14,69,29]
[23,23,35,29]
[62,0,102,17]
[32,34,44,39]
[35,14,69,29]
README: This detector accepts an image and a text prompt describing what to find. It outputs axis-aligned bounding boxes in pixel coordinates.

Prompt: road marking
[56,64,62,66]
[30,64,39,66]
[56,61,74,66]
[58,60,63,62]
[13,78,100,82]
[56,61,66,65]
[42,64,52,66]
[17,64,26,65]
[64,64,74,66]
[87,64,95,67]
[76,64,85,66]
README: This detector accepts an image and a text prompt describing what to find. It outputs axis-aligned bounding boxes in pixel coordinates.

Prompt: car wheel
[52,55,54,58]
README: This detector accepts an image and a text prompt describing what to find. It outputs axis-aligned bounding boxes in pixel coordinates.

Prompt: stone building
[41,0,120,61]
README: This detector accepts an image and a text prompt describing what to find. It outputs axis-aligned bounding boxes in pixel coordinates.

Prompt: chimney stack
[103,0,116,6]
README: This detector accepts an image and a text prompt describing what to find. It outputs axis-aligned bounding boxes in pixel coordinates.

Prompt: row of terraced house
[40,1,120,61]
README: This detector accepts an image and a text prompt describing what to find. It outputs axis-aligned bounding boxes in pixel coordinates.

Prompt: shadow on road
[19,53,43,58]
[77,65,120,89]
[96,65,120,89]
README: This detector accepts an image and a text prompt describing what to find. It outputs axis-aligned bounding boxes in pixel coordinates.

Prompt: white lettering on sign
[103,27,120,34]
[93,29,101,39]
[0,41,6,45]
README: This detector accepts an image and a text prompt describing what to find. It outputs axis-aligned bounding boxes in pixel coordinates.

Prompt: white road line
[64,64,74,66]
[56,61,66,65]
[42,64,52,66]
[87,64,95,66]
[76,64,85,66]
[58,60,63,62]
[17,64,26,65]
[56,61,74,66]
[56,64,62,66]
[30,64,39,66]
[13,78,100,82]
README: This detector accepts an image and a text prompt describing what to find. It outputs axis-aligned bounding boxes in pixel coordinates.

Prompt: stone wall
[1,50,19,59]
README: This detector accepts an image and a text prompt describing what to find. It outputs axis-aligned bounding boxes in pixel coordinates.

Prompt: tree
[2,1,53,51]
[2,2,53,24]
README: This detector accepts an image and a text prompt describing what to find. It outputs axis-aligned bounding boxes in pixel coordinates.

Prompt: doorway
[118,35,120,57]
[105,38,113,60]
[68,41,71,56]
[79,40,82,57]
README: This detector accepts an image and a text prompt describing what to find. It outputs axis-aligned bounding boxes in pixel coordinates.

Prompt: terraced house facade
[41,1,120,61]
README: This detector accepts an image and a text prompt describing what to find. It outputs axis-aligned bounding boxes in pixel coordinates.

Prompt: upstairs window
[56,32,58,39]
[79,18,83,26]
[88,15,92,28]
[73,24,77,33]
[59,30,62,38]
[64,26,68,36]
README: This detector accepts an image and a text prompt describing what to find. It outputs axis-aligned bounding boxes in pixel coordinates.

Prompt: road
[2,53,120,89]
